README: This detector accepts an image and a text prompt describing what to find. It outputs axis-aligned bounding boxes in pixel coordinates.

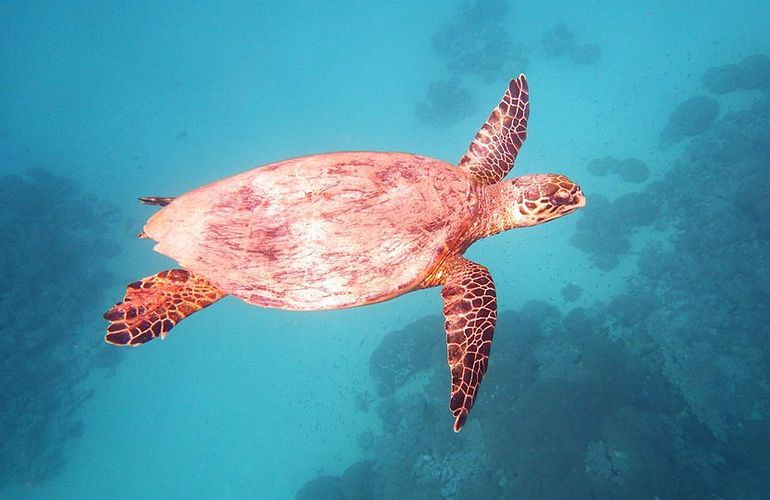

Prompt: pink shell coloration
[143,152,481,310]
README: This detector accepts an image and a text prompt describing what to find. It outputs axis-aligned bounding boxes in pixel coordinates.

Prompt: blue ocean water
[1,0,769,498]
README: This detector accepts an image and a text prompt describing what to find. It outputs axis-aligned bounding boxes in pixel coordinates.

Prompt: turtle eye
[551,189,571,206]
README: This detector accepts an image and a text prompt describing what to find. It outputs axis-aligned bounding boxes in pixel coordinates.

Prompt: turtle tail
[139,196,175,206]
[103,269,226,347]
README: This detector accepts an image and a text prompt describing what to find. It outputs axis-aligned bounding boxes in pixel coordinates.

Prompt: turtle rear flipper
[104,269,226,347]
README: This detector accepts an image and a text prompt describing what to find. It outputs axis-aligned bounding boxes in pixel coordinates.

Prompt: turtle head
[511,173,586,226]
[484,174,585,236]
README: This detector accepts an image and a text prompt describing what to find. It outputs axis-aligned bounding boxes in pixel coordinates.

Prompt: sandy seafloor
[1,1,769,498]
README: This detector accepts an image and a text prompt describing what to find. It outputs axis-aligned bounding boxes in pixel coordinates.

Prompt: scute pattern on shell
[143,152,480,311]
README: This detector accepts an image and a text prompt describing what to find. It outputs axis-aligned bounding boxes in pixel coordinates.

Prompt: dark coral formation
[414,79,476,127]
[587,156,651,184]
[570,192,658,270]
[541,23,602,65]
[586,156,615,176]
[298,54,770,499]
[0,167,122,488]
[637,91,770,447]
[294,476,345,500]
[369,315,443,397]
[660,95,719,146]
[294,461,377,500]
[296,304,715,498]
[541,23,574,58]
[431,0,527,84]
[560,282,583,302]
[417,0,527,126]
[703,53,770,94]
[615,158,651,184]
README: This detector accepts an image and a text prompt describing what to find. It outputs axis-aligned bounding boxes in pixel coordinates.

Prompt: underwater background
[1,0,769,498]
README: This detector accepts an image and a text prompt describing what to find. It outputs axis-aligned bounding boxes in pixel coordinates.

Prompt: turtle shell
[144,152,480,310]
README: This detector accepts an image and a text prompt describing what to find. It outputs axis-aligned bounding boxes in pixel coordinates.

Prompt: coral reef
[586,156,615,176]
[293,461,376,500]
[541,23,574,58]
[585,407,684,498]
[431,0,527,84]
[417,0,527,126]
[369,315,443,397]
[0,167,122,488]
[352,390,374,413]
[637,90,770,449]
[569,192,657,271]
[586,156,651,184]
[412,451,488,499]
[660,95,719,146]
[560,282,583,302]
[294,476,345,500]
[615,158,651,184]
[703,53,770,94]
[414,79,476,126]
[297,303,714,498]
[541,23,602,65]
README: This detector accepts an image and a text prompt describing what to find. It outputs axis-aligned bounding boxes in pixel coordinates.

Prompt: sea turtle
[103,75,585,432]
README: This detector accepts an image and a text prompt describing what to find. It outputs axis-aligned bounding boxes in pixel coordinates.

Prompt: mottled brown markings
[459,75,529,185]
[252,248,280,262]
[214,185,271,212]
[343,159,374,167]
[103,269,226,347]
[542,183,558,197]
[551,189,572,206]
[424,220,446,232]
[434,254,497,432]
[153,153,477,311]
[526,186,542,201]
[260,226,288,239]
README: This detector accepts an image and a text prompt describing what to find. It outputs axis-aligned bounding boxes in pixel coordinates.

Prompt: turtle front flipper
[458,74,529,185]
[439,255,497,432]
[103,269,226,347]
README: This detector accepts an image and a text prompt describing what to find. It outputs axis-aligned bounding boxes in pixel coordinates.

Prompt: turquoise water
[2,1,769,498]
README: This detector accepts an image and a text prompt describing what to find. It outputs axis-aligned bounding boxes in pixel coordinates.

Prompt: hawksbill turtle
[103,75,585,431]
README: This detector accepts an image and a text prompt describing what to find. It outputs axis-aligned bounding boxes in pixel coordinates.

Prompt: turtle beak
[575,190,586,208]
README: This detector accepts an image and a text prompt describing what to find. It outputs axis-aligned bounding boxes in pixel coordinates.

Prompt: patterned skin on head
[514,173,586,224]
[479,173,585,238]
